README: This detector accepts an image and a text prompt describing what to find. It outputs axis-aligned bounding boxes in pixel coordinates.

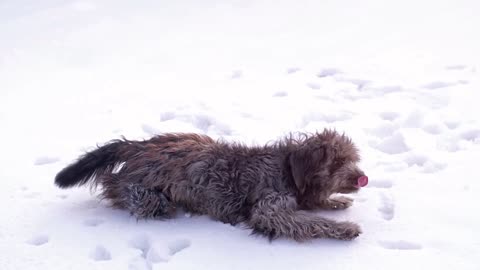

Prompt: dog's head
[287,130,367,208]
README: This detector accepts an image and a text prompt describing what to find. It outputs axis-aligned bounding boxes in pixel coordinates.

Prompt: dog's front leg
[248,193,361,241]
[317,196,354,210]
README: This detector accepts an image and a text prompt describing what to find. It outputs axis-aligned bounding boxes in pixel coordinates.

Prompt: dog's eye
[332,160,343,171]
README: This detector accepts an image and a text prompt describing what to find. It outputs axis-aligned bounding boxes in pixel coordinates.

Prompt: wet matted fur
[55,129,368,241]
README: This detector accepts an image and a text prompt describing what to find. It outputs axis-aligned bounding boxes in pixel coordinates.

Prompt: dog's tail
[55,139,132,188]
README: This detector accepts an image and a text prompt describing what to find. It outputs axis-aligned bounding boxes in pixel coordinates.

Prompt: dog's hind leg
[125,184,176,219]
[99,173,176,219]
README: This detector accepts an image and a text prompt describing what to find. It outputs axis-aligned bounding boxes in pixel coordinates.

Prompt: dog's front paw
[332,222,362,240]
[328,196,354,210]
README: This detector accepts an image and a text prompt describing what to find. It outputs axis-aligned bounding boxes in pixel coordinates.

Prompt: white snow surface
[1,0,480,269]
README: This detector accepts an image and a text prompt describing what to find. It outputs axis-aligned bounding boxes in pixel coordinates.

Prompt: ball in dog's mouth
[356,176,368,188]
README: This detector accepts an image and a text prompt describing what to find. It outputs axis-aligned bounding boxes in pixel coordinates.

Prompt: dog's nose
[357,176,368,187]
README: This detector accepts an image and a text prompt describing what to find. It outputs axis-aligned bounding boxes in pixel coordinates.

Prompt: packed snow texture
[1,0,480,269]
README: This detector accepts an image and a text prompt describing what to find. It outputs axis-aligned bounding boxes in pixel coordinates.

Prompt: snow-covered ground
[1,0,479,269]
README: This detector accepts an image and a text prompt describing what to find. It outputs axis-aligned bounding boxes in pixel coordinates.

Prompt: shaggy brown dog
[55,129,368,241]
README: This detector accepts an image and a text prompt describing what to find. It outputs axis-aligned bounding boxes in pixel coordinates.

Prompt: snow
[90,245,112,261]
[1,0,480,269]
[26,235,49,246]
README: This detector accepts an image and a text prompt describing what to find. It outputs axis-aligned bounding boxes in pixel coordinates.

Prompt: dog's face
[288,130,368,208]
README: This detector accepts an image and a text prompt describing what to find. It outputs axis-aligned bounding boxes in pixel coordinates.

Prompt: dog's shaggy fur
[55,129,367,241]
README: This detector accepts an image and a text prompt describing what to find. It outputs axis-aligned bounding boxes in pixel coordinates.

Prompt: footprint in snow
[422,80,467,90]
[302,111,353,126]
[27,234,49,246]
[378,240,422,250]
[273,91,288,97]
[460,129,480,142]
[422,124,443,135]
[128,234,191,267]
[84,218,105,227]
[367,179,393,189]
[337,77,371,89]
[129,234,168,264]
[129,257,152,270]
[370,133,410,154]
[378,192,395,221]
[286,67,301,74]
[379,162,409,172]
[372,85,404,94]
[160,111,176,122]
[24,192,41,199]
[317,68,342,78]
[194,115,232,136]
[422,81,456,89]
[168,238,191,256]
[366,122,397,138]
[403,153,447,172]
[444,120,460,130]
[191,114,214,132]
[379,112,400,121]
[404,154,428,167]
[146,238,191,263]
[90,245,112,261]
[231,70,243,79]
[129,234,152,259]
[402,110,425,128]
[306,82,321,90]
[142,124,160,136]
[437,139,461,153]
[445,65,467,70]
[422,162,447,173]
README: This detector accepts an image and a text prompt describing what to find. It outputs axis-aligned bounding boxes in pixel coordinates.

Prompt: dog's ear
[289,146,325,194]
